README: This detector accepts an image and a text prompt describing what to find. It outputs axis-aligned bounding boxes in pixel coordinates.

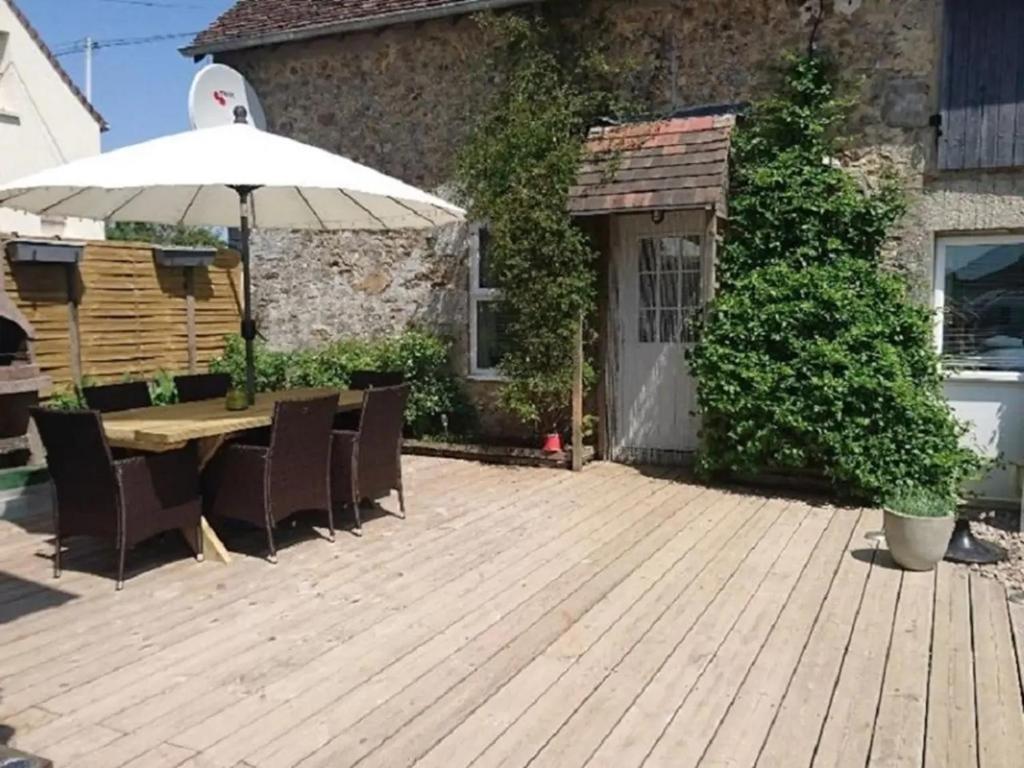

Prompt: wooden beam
[595,216,611,461]
[571,312,584,472]
[185,267,197,373]
[65,264,82,385]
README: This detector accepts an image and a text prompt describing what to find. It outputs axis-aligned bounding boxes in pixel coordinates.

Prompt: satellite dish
[188,64,267,130]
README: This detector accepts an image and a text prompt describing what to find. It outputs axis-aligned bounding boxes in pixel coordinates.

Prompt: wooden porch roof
[568,114,734,217]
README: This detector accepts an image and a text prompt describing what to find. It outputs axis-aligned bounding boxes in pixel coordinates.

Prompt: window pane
[639,310,657,343]
[681,235,702,269]
[477,227,498,289]
[476,300,508,370]
[680,268,701,310]
[943,241,1024,370]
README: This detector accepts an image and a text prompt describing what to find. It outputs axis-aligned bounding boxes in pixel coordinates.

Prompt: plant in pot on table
[883,487,957,571]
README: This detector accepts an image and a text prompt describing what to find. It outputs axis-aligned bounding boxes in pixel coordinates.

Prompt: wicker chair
[202,395,337,562]
[175,372,232,403]
[82,381,152,413]
[336,370,406,430]
[31,408,203,590]
[332,384,409,534]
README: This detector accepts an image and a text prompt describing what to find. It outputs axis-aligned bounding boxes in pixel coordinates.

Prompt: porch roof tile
[568,114,735,217]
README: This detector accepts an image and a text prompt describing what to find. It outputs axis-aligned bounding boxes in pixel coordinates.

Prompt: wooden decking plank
[581,502,813,768]
[806,550,902,768]
[867,567,934,767]
[925,563,977,768]
[972,574,1024,768]
[290,483,729,768]
[411,492,765,768]
[754,508,883,768]
[158,470,691,766]
[678,509,862,768]
[12,465,640,748]
[120,742,196,768]
[2,462,614,708]
[1009,598,1024,707]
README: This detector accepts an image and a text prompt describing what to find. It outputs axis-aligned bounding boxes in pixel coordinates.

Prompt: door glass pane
[660,310,680,343]
[681,234,702,269]
[659,238,682,272]
[639,238,658,272]
[680,268,701,310]
[476,300,508,370]
[943,240,1024,370]
[639,310,657,343]
[639,273,657,310]
[660,270,680,308]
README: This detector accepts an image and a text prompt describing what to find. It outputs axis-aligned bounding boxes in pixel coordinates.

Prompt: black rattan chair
[336,370,406,430]
[202,395,337,562]
[174,372,233,403]
[31,407,203,590]
[82,381,151,413]
[332,384,409,534]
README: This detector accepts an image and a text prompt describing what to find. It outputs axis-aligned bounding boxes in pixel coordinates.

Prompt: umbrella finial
[233,106,249,125]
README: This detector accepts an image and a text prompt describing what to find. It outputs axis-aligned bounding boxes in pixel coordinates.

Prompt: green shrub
[148,370,178,406]
[690,54,983,503]
[209,330,475,438]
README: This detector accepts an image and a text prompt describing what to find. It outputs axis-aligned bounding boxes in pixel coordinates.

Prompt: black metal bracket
[240,319,258,341]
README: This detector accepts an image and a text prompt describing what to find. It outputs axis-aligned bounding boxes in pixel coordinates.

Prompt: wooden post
[571,312,584,472]
[185,267,197,373]
[65,264,82,385]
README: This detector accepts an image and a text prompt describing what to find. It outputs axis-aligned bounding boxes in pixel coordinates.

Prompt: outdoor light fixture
[650,210,665,225]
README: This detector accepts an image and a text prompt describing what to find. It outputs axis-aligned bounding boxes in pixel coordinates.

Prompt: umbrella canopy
[0,120,463,229]
[0,112,465,404]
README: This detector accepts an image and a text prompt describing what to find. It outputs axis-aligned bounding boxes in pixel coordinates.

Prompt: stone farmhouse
[186,0,1024,502]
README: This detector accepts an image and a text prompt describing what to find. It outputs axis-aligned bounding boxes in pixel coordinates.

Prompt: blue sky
[19,0,236,149]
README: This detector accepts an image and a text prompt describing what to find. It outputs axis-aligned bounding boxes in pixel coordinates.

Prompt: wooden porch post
[571,312,584,472]
[185,267,198,374]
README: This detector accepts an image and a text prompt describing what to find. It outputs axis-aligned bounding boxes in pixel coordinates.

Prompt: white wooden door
[609,211,708,463]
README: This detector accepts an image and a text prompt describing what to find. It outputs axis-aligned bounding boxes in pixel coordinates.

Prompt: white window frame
[934,232,1024,383]
[468,223,506,380]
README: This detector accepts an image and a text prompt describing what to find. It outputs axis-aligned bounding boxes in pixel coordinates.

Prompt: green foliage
[456,10,628,433]
[45,385,86,411]
[148,370,178,406]
[884,486,957,519]
[106,222,226,248]
[209,330,475,438]
[690,54,983,503]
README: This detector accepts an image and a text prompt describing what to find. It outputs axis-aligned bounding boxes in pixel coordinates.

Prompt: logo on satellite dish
[188,64,267,130]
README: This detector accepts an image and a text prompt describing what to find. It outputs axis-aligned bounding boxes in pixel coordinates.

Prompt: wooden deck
[1,457,1023,768]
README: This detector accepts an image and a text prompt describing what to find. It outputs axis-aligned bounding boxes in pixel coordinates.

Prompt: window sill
[943,369,1024,383]
[467,372,509,383]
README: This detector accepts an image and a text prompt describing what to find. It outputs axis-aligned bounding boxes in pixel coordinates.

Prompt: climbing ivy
[690,54,983,503]
[456,9,630,434]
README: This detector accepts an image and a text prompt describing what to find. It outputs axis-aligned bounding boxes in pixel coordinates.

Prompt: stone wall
[218,0,1024,437]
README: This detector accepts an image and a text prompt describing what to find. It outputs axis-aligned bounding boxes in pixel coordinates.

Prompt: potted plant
[883,487,957,571]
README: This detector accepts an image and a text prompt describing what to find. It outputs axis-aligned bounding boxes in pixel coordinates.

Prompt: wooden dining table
[101,387,364,564]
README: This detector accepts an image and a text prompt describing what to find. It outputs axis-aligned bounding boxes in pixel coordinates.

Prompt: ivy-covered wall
[216,0,1024,439]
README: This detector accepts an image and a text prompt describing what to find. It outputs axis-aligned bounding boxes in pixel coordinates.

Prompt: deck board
[0,458,1019,768]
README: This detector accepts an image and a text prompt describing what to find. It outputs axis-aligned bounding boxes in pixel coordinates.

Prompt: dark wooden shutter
[938,0,1024,171]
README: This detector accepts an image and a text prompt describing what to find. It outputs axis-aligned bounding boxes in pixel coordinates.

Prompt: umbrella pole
[235,186,257,405]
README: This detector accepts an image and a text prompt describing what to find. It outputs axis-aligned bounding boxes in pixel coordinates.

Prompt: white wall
[945,376,1024,505]
[0,5,103,239]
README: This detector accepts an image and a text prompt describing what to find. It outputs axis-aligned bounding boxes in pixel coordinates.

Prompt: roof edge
[3,0,107,130]
[182,0,542,57]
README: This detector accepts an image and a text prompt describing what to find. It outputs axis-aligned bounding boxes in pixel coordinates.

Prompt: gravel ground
[961,507,1024,599]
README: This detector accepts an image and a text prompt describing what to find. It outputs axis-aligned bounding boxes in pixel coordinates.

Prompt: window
[936,234,1024,371]
[638,235,702,344]
[938,0,1024,170]
[469,224,508,377]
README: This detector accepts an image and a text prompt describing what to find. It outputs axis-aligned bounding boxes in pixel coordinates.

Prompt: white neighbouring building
[0,0,105,239]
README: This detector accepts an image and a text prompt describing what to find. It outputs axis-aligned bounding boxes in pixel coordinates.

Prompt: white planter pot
[883,509,955,571]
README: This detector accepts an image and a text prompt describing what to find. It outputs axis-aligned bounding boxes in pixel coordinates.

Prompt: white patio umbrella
[0,107,465,403]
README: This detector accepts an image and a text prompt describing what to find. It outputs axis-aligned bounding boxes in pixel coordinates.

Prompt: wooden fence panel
[3,240,241,390]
